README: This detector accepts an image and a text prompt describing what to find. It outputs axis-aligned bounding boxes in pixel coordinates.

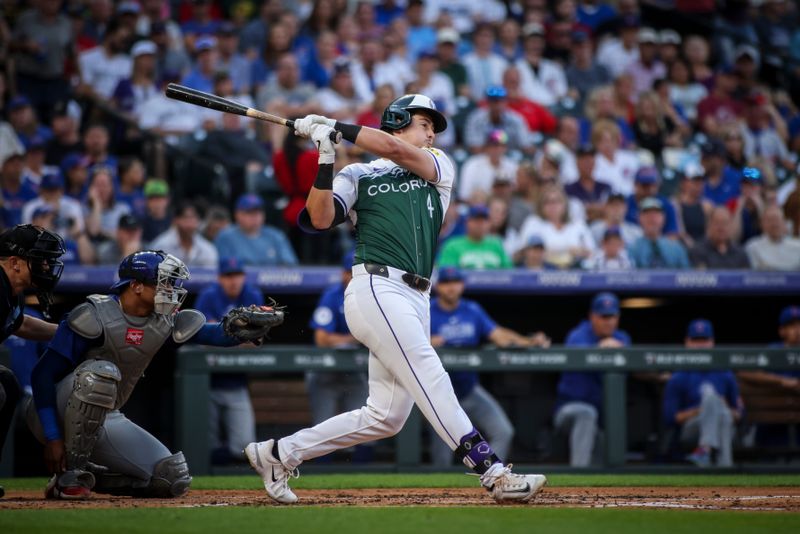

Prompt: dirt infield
[2,487,800,512]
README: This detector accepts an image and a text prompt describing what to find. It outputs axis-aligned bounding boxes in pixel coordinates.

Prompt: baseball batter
[246,95,547,503]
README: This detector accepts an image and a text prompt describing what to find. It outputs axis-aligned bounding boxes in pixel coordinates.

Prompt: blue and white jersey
[309,283,350,335]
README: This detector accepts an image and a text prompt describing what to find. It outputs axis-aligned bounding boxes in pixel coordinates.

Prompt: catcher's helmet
[380,94,448,134]
[112,250,189,315]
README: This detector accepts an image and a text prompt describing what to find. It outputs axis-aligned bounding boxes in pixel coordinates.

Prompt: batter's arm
[339,125,438,183]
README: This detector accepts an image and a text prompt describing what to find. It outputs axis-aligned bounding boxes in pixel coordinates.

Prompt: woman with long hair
[84,166,132,241]
[633,90,683,157]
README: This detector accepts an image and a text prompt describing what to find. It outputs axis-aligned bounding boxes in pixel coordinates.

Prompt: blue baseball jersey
[430,297,498,399]
[662,371,741,426]
[555,320,631,414]
[309,283,350,335]
[3,308,47,393]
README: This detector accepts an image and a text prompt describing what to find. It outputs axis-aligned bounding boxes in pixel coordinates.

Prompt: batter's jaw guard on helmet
[380,94,448,134]
[111,250,189,316]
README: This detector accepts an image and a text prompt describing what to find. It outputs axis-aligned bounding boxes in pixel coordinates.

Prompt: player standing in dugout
[246,95,547,504]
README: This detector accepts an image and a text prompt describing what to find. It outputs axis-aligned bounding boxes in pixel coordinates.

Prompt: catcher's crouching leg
[92,452,192,498]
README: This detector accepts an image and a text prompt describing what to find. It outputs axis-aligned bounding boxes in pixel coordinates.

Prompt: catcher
[25,250,284,499]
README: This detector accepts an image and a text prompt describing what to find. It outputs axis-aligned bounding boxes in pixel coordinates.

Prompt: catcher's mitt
[222,301,285,345]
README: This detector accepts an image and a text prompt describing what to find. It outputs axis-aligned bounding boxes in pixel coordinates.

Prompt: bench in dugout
[736,381,800,462]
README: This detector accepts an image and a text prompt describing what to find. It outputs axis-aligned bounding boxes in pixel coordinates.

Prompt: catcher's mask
[112,250,189,316]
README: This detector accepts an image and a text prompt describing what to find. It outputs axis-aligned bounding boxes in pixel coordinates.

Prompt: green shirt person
[438,205,513,269]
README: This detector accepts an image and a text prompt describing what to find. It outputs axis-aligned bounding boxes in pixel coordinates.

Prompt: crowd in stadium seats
[1,0,799,271]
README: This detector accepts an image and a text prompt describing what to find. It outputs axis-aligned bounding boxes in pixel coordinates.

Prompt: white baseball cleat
[245,440,299,504]
[479,463,547,503]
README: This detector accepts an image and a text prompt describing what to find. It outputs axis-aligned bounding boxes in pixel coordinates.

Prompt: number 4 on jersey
[427,193,434,218]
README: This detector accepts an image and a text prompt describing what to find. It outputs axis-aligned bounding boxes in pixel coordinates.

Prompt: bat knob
[330,130,343,144]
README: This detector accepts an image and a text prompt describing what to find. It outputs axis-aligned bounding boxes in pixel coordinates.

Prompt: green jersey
[437,235,513,270]
[333,148,456,278]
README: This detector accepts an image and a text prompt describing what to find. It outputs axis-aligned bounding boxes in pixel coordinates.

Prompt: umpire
[0,224,65,497]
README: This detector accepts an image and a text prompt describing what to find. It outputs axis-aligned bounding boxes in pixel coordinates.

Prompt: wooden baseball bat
[165,83,342,143]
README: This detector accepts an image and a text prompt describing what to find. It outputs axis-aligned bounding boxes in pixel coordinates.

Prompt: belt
[362,263,431,292]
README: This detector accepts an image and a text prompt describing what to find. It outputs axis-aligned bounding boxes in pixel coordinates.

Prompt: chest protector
[68,295,174,409]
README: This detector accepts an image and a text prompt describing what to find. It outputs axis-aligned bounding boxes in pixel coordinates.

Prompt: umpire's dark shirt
[0,268,25,343]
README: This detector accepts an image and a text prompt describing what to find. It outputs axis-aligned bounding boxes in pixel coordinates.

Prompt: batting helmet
[380,94,448,134]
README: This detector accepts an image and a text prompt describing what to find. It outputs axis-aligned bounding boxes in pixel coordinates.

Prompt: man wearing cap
[700,138,741,206]
[96,214,143,264]
[436,28,469,99]
[590,192,643,247]
[625,166,678,237]
[21,172,85,238]
[181,0,222,52]
[566,30,612,113]
[625,27,666,100]
[0,224,66,498]
[195,256,263,464]
[111,40,159,120]
[78,18,134,100]
[141,179,172,242]
[21,136,59,188]
[150,201,218,268]
[1,147,38,228]
[7,97,53,150]
[214,194,298,266]
[429,266,550,466]
[628,197,690,268]
[462,23,507,102]
[555,292,631,466]
[514,22,567,108]
[738,306,800,391]
[464,86,531,154]
[696,68,744,137]
[745,205,800,271]
[458,130,518,202]
[136,0,185,53]
[438,205,512,270]
[565,144,611,222]
[672,163,712,247]
[687,207,749,269]
[45,102,84,167]
[582,226,634,270]
[728,164,766,244]
[741,96,794,173]
[181,35,218,94]
[663,319,742,467]
[31,205,92,266]
[658,30,682,68]
[215,22,253,95]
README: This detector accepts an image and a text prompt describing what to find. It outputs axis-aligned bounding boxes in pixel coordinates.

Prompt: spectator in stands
[239,0,283,56]
[590,192,643,247]
[582,226,635,270]
[116,157,146,217]
[256,52,317,142]
[404,0,436,61]
[555,292,631,467]
[11,0,74,121]
[495,18,523,63]
[438,205,512,270]
[729,167,766,245]
[7,96,52,150]
[722,124,748,172]
[136,0,185,54]
[96,213,144,264]
[351,38,405,101]
[464,86,530,155]
[77,17,133,101]
[110,40,159,127]
[201,205,231,243]
[667,59,707,123]
[565,144,610,223]
[741,94,794,173]
[44,100,84,166]
[80,0,112,47]
[414,52,456,126]
[215,194,298,266]
[180,0,221,53]
[181,36,218,93]
[663,319,742,468]
[515,22,567,108]
[625,28,666,100]
[596,14,640,78]
[21,172,84,238]
[581,85,635,148]
[565,29,611,114]
[576,1,617,32]
[657,29,681,68]
[501,66,558,135]
[552,116,581,184]
[696,67,743,138]
[30,204,94,265]
[458,130,517,203]
[313,58,369,124]
[150,201,218,268]
[591,119,640,196]
[701,138,742,207]
[429,266,550,467]
[462,22,506,102]
[628,197,690,269]
[436,27,469,99]
[61,154,89,202]
[150,21,191,81]
[689,207,750,270]
[673,164,713,249]
[252,25,297,93]
[195,256,261,465]
[683,35,714,89]
[518,185,596,269]
[745,205,800,271]
[516,235,555,270]
[139,72,206,143]
[85,166,131,241]
[731,45,761,96]
[632,90,686,156]
[82,124,118,173]
[625,167,678,238]
[490,170,533,236]
[215,22,252,95]
[141,179,172,243]
[21,136,57,188]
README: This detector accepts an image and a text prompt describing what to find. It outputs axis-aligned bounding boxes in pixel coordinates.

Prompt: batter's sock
[455,429,502,475]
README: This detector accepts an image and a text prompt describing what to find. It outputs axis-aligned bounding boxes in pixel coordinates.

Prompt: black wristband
[314,163,334,190]
[334,121,362,143]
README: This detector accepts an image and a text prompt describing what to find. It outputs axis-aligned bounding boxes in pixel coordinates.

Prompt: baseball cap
[487,129,508,145]
[638,27,659,44]
[734,44,760,65]
[659,29,681,45]
[418,50,438,61]
[522,22,545,38]
[332,57,352,75]
[236,193,264,211]
[437,27,460,44]
[591,292,620,316]
[635,166,660,185]
[741,167,762,184]
[217,21,237,36]
[219,256,245,275]
[8,95,31,111]
[701,138,725,157]
[437,266,464,283]
[681,162,705,180]
[619,15,640,29]
[118,213,142,230]
[486,85,507,100]
[639,196,663,212]
[608,191,626,202]
[572,29,590,44]
[686,318,714,340]
[25,134,47,151]
[779,305,800,326]
[131,40,157,58]
[117,1,141,15]
[40,172,65,190]
[603,226,622,241]
[467,205,489,219]
[523,234,545,249]
[576,143,595,156]
[31,204,56,220]
[60,153,88,173]
[144,179,169,197]
[195,36,218,52]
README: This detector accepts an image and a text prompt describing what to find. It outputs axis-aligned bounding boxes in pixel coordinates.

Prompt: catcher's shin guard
[91,452,192,498]
[64,360,121,471]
